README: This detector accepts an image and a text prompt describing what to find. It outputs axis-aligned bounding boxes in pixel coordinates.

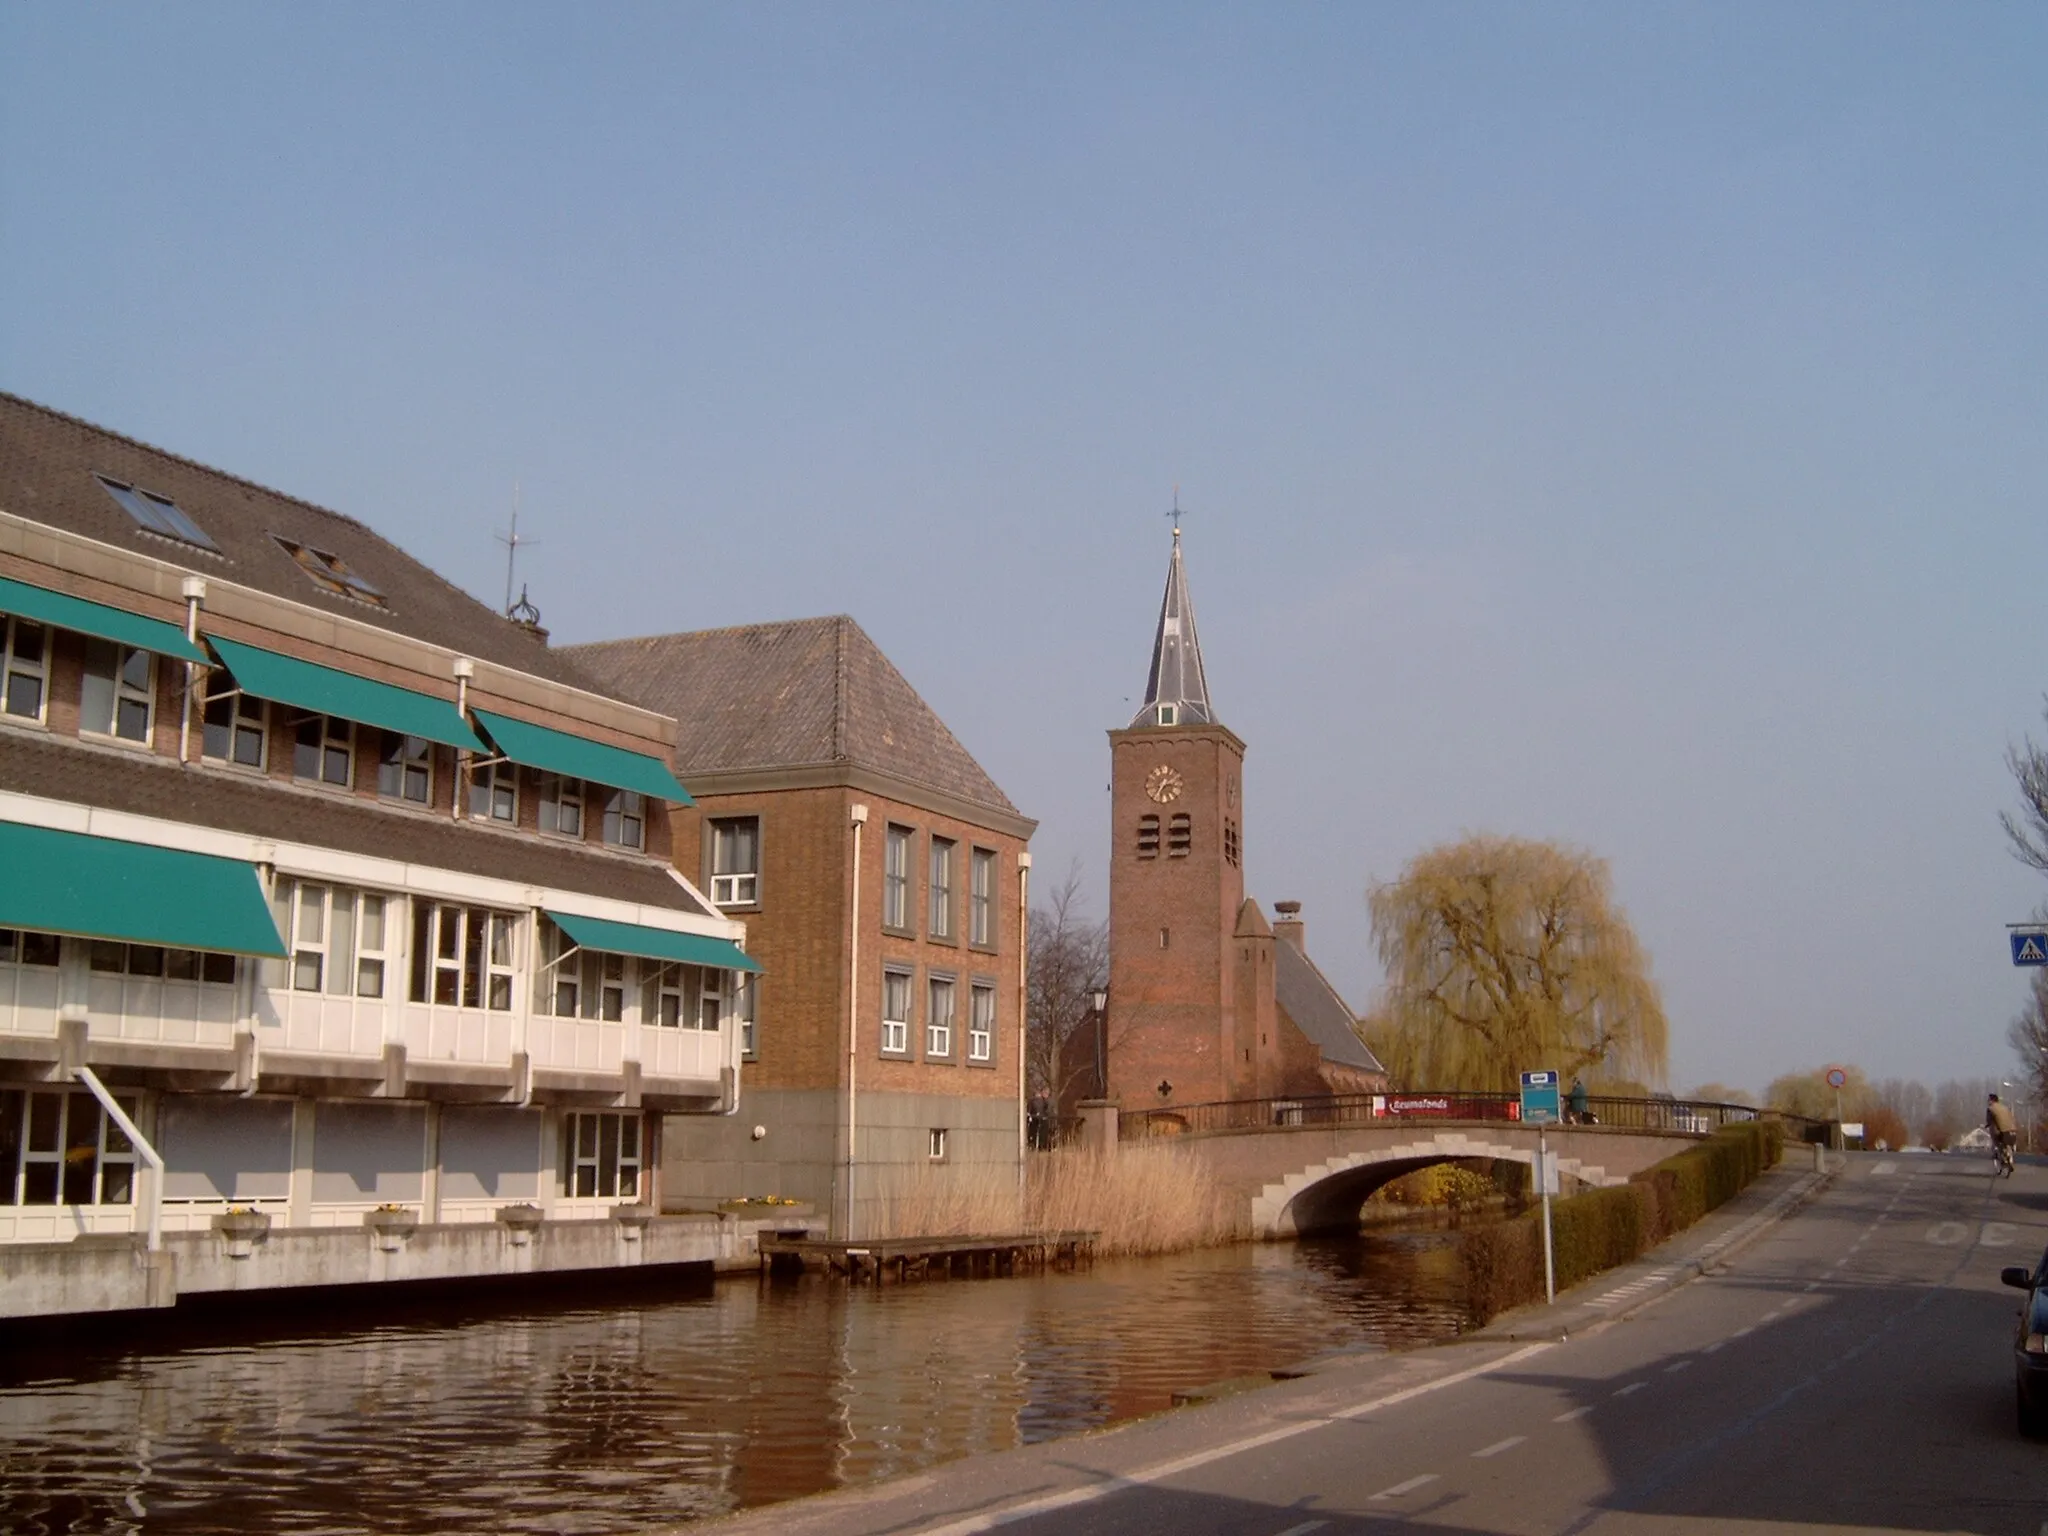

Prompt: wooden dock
[759,1231,1098,1284]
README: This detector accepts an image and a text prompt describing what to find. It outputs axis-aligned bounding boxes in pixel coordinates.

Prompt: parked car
[1999,1250,2048,1437]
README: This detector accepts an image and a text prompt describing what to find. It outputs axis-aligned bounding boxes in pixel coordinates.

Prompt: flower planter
[212,1208,272,1259]
[364,1207,420,1252]
[496,1203,545,1247]
[611,1204,655,1241]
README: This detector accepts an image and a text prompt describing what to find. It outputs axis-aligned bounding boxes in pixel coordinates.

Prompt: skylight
[273,537,387,606]
[97,476,220,552]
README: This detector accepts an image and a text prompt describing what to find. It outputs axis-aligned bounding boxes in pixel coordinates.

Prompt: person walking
[1568,1077,1590,1126]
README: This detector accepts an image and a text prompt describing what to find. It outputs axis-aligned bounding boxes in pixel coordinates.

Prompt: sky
[4,4,2044,1095]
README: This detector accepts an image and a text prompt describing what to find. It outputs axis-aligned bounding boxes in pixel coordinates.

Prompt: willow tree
[1367,835,1668,1092]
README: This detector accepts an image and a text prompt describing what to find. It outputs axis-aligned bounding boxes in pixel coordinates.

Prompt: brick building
[0,394,765,1315]
[1097,525,1385,1115]
[567,618,1035,1238]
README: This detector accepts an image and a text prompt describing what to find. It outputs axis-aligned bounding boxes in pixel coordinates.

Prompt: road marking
[1664,1360,1694,1373]
[1472,1436,1526,1458]
[1614,1382,1647,1397]
[1982,1222,2017,1248]
[1730,1327,1753,1338]
[1702,1341,1726,1354]
[1273,1523,1327,1536]
[909,1341,1553,1536]
[1552,1406,1594,1422]
[1873,1161,1895,1174]
[1370,1474,1439,1500]
[1927,1221,1970,1246]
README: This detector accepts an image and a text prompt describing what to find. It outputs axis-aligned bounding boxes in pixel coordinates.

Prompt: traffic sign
[1520,1070,1561,1125]
[2013,932,2048,967]
[1825,1067,1847,1090]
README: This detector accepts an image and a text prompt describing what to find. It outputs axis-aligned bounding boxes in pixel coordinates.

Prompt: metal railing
[1118,1090,1822,1142]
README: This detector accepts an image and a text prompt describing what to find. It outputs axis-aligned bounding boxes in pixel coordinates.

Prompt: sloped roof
[0,393,606,691]
[1132,526,1214,728]
[564,616,1021,818]
[1275,940,1384,1074]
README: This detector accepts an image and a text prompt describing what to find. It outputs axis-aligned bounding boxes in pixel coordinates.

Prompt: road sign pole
[1539,1122,1555,1306]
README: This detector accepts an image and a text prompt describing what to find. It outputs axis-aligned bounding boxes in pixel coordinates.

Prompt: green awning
[545,910,761,973]
[0,822,287,956]
[474,709,691,804]
[208,636,485,751]
[0,574,209,665]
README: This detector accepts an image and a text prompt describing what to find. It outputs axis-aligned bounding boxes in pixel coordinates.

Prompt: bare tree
[2002,705,2048,871]
[2010,970,2048,1108]
[1368,835,1668,1093]
[1026,864,1109,1106]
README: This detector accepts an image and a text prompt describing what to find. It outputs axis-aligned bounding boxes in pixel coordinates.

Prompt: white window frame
[710,817,760,907]
[881,968,911,1055]
[929,836,955,939]
[293,713,354,788]
[538,774,584,838]
[469,760,517,822]
[411,903,516,1011]
[926,975,955,1059]
[883,825,911,930]
[3,1087,139,1207]
[927,1127,948,1161]
[562,1111,643,1200]
[602,788,645,850]
[1,615,48,724]
[277,879,389,999]
[0,929,62,970]
[201,678,267,769]
[645,960,685,1028]
[376,731,433,805]
[969,848,995,947]
[968,983,995,1063]
[80,638,154,745]
[735,974,758,1058]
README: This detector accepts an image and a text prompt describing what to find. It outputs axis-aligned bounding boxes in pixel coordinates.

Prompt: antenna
[495,483,539,618]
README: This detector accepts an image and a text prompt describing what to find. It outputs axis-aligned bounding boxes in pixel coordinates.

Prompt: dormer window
[273,537,387,606]
[97,476,220,552]
[1157,703,1178,726]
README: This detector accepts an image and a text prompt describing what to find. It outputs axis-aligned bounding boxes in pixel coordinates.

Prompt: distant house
[567,618,1036,1238]
[0,393,763,1316]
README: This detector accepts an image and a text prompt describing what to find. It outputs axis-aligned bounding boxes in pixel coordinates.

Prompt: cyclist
[1988,1093,2019,1176]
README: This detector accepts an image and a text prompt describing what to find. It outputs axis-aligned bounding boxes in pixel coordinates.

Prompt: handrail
[1117,1089,1824,1142]
[74,1066,165,1252]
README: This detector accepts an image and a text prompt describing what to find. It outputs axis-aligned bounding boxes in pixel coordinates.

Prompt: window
[88,939,236,986]
[643,962,685,1028]
[929,837,955,938]
[409,904,515,1010]
[1224,819,1240,868]
[1137,815,1160,859]
[538,774,584,838]
[273,536,386,606]
[539,923,643,1023]
[1,617,47,722]
[274,880,386,997]
[602,789,645,850]
[883,825,911,930]
[80,638,153,743]
[927,1127,948,1161]
[97,476,218,552]
[1168,813,1192,857]
[927,976,955,1058]
[710,818,760,906]
[969,983,995,1063]
[469,760,517,822]
[294,715,353,787]
[969,849,995,947]
[201,678,266,768]
[735,975,758,1058]
[562,1111,642,1200]
[881,969,911,1054]
[0,930,62,969]
[376,732,433,804]
[1160,927,1171,949]
[0,1088,139,1206]
[1157,703,1178,726]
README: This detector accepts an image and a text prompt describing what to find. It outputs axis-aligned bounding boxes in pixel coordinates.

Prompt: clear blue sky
[5,4,2044,1094]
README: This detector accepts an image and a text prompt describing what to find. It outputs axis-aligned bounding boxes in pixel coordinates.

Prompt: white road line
[1272,1523,1328,1536]
[1472,1436,1526,1458]
[908,1342,1553,1536]
[1552,1406,1595,1422]
[1730,1327,1753,1338]
[1370,1474,1440,1500]
[1664,1360,1694,1373]
[1614,1382,1647,1397]
[1702,1341,1726,1354]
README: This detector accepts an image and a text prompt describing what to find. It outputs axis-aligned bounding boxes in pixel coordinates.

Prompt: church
[1085,523,1387,1116]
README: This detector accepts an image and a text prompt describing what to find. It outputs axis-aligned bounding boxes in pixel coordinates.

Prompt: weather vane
[1168,485,1187,539]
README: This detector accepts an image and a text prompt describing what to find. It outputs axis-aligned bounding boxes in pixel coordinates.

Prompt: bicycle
[1994,1133,2017,1178]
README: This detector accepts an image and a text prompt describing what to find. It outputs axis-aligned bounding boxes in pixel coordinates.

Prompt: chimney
[1273,900,1305,953]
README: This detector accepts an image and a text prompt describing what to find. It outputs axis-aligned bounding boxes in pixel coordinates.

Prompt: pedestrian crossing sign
[2012,931,2048,967]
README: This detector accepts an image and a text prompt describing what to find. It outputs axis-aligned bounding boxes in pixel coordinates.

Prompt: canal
[1,1223,1476,1534]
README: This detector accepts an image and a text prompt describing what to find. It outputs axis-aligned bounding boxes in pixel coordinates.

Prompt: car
[1999,1250,2048,1437]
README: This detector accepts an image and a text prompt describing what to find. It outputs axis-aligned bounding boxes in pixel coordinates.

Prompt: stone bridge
[1101,1097,1729,1238]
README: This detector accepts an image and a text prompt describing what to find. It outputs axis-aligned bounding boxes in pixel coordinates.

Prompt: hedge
[1462,1119,1784,1323]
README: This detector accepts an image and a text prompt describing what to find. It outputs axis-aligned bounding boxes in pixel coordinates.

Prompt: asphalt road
[698,1152,2047,1536]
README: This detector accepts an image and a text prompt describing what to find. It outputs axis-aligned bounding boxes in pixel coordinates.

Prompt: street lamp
[1091,989,1108,1099]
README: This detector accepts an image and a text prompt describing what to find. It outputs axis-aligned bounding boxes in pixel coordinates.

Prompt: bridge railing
[1118,1090,1810,1141]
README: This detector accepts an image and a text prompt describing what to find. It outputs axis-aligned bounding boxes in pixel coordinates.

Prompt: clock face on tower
[1144,764,1185,804]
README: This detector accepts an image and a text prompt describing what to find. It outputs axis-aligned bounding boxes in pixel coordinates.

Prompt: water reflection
[0,1224,1474,1534]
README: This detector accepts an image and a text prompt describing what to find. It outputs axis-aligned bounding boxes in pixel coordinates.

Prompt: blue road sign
[1520,1070,1561,1125]
[2014,932,2048,967]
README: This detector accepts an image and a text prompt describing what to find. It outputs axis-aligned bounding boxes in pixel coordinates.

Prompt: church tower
[1106,524,1260,1108]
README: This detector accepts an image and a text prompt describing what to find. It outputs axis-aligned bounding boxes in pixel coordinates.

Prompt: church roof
[1131,526,1214,728]
[1274,940,1385,1074]
[564,616,1023,820]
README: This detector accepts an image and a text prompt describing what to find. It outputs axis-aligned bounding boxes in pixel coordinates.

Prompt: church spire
[1132,514,1214,728]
